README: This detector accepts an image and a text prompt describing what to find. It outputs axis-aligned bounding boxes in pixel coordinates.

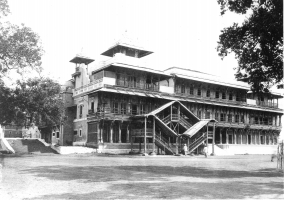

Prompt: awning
[134,92,147,96]
[117,90,128,94]
[183,119,217,138]
[146,94,155,98]
[127,91,136,95]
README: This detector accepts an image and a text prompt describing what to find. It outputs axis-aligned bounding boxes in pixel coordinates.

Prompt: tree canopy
[0,0,43,78]
[0,77,65,127]
[217,0,283,92]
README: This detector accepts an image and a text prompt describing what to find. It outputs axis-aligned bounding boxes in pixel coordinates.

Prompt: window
[131,104,138,115]
[240,115,244,123]
[121,103,126,114]
[197,88,201,96]
[228,114,232,122]
[205,112,210,119]
[181,85,185,93]
[254,117,259,124]
[79,105,83,118]
[56,131,60,138]
[189,87,194,95]
[215,113,219,120]
[236,94,241,101]
[229,93,233,100]
[91,102,94,112]
[52,132,55,137]
[235,115,239,123]
[140,104,144,114]
[74,130,78,135]
[222,92,226,99]
[215,91,219,98]
[113,102,119,114]
[220,113,225,122]
[79,129,82,137]
[197,110,202,119]
[206,90,210,97]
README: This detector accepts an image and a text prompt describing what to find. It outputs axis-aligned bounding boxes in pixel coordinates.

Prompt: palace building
[58,40,283,155]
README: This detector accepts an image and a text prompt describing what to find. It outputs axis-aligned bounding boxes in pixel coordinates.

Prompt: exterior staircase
[188,133,208,153]
[6,138,57,154]
[155,134,175,155]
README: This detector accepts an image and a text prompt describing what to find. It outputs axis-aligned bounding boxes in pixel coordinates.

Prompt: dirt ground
[0,154,283,200]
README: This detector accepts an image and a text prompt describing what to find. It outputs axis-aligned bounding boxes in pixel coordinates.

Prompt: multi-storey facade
[61,41,283,155]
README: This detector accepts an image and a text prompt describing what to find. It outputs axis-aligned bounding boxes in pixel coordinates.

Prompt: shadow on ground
[20,164,283,199]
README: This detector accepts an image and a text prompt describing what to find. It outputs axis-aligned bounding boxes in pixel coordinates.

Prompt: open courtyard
[0,154,283,199]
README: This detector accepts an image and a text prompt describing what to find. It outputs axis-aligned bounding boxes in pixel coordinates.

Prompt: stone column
[126,124,130,143]
[254,132,256,144]
[110,123,113,143]
[220,130,222,144]
[97,123,100,144]
[240,133,242,145]
[258,132,261,145]
[234,130,237,144]
[144,117,147,154]
[211,122,215,156]
[152,118,156,154]
[246,133,248,145]
[118,122,121,143]
[276,115,280,126]
[264,133,266,145]
[226,130,228,144]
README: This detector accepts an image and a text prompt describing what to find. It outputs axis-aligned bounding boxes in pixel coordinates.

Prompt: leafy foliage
[217,0,283,92]
[0,0,43,78]
[0,78,65,127]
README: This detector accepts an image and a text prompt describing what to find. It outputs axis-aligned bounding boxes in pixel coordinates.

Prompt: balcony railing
[90,107,146,117]
[116,79,159,92]
[256,100,278,108]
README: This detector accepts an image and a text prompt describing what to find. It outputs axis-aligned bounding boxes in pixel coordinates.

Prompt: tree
[0,0,43,78]
[217,0,283,92]
[0,77,65,127]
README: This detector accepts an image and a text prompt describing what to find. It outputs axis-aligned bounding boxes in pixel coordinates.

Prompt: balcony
[255,100,278,108]
[87,106,148,119]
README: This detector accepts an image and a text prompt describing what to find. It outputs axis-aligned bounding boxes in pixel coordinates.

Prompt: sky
[6,0,247,82]
[5,0,284,101]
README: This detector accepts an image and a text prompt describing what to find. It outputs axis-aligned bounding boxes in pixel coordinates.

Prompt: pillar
[258,132,261,145]
[144,117,147,154]
[211,122,215,156]
[97,122,100,144]
[176,137,178,154]
[131,135,133,152]
[100,123,103,143]
[234,130,237,144]
[110,123,113,143]
[253,131,257,144]
[246,133,248,145]
[276,115,280,126]
[226,130,228,144]
[220,130,222,144]
[126,124,130,143]
[240,133,242,145]
[152,118,156,154]
[118,122,121,143]
[264,133,266,145]
[206,124,209,155]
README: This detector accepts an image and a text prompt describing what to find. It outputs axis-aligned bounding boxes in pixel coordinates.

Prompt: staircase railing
[161,115,171,124]
[179,116,192,129]
[188,133,207,153]
[155,132,175,154]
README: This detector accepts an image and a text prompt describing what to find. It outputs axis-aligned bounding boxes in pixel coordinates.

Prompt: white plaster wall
[103,77,116,85]
[217,144,277,155]
[160,86,174,94]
